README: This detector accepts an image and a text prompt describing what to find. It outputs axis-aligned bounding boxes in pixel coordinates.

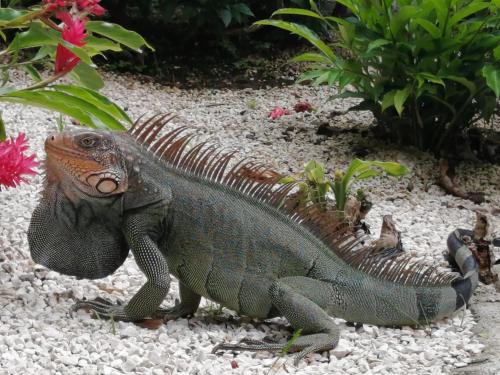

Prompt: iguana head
[45,130,128,198]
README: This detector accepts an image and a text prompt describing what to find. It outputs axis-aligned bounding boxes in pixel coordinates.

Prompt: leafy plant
[256,0,500,156]
[0,1,153,140]
[282,159,408,211]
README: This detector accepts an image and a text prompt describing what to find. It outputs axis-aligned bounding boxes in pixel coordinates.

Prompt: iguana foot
[154,298,197,321]
[73,297,131,321]
[212,333,338,365]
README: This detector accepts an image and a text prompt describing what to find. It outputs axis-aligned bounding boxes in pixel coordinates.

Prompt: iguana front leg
[75,211,170,321]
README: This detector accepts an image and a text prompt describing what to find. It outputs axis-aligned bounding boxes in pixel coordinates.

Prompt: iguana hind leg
[213,276,340,365]
[155,282,201,320]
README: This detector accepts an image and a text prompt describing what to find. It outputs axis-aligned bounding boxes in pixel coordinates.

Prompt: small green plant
[257,0,500,156]
[282,159,408,211]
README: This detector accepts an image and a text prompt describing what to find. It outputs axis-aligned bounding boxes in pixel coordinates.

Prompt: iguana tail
[447,229,480,309]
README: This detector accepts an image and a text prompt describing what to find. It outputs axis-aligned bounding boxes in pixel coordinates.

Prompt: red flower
[54,12,87,73]
[294,101,313,113]
[0,133,39,190]
[268,107,292,120]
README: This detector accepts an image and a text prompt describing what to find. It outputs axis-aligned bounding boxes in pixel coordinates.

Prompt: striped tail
[447,229,480,310]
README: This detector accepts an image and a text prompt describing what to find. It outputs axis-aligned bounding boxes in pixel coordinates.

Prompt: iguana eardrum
[28,115,479,364]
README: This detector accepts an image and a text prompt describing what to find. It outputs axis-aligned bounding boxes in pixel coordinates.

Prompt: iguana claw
[73,297,130,321]
[154,299,197,321]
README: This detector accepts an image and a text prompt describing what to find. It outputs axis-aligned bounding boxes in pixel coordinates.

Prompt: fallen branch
[439,159,485,204]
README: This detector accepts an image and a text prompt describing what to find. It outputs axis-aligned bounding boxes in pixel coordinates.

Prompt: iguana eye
[80,137,97,148]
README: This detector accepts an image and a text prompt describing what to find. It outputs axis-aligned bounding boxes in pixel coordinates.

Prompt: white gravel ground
[1,70,499,375]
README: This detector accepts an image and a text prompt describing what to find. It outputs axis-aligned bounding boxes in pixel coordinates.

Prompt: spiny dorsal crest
[127,114,458,287]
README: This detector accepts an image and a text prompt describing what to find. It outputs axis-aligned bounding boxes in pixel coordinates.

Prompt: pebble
[0,69,498,374]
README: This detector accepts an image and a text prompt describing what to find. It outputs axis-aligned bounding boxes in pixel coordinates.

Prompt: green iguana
[28,114,479,364]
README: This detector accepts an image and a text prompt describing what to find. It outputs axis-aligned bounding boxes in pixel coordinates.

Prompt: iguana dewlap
[28,115,479,364]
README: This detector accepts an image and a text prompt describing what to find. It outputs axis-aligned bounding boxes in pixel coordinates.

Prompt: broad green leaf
[482,64,500,97]
[394,86,411,116]
[366,39,391,53]
[86,21,154,52]
[449,2,490,28]
[413,18,441,38]
[255,20,336,61]
[0,90,126,130]
[272,8,323,19]
[70,62,104,91]
[444,76,476,93]
[52,85,132,124]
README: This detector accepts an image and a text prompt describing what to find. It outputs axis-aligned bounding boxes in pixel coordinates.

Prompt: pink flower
[54,12,87,73]
[43,0,68,12]
[76,0,105,16]
[0,133,39,189]
[268,107,292,120]
[294,101,313,113]
[43,0,105,15]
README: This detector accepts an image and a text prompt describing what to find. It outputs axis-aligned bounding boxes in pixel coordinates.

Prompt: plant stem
[24,70,68,90]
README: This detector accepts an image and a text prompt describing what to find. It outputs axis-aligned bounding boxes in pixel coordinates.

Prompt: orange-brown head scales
[45,131,128,197]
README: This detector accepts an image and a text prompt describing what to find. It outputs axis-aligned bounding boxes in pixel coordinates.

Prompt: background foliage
[258,0,500,157]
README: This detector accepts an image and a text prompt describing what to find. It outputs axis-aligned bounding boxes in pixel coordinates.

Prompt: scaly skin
[28,122,480,364]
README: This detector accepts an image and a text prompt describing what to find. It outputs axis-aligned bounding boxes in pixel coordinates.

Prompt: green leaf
[254,20,336,61]
[0,90,127,130]
[415,72,445,87]
[52,85,131,124]
[381,90,397,112]
[22,64,42,82]
[494,45,500,60]
[0,111,5,141]
[482,64,500,97]
[413,18,441,38]
[443,76,476,93]
[390,6,420,36]
[394,86,411,116]
[449,2,490,28]
[291,52,331,63]
[70,62,104,91]
[366,39,391,53]
[0,7,29,26]
[233,3,254,17]
[272,8,323,19]
[86,21,154,52]
[85,36,122,54]
[370,161,409,176]
[356,169,380,179]
[217,8,232,27]
[8,22,59,51]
